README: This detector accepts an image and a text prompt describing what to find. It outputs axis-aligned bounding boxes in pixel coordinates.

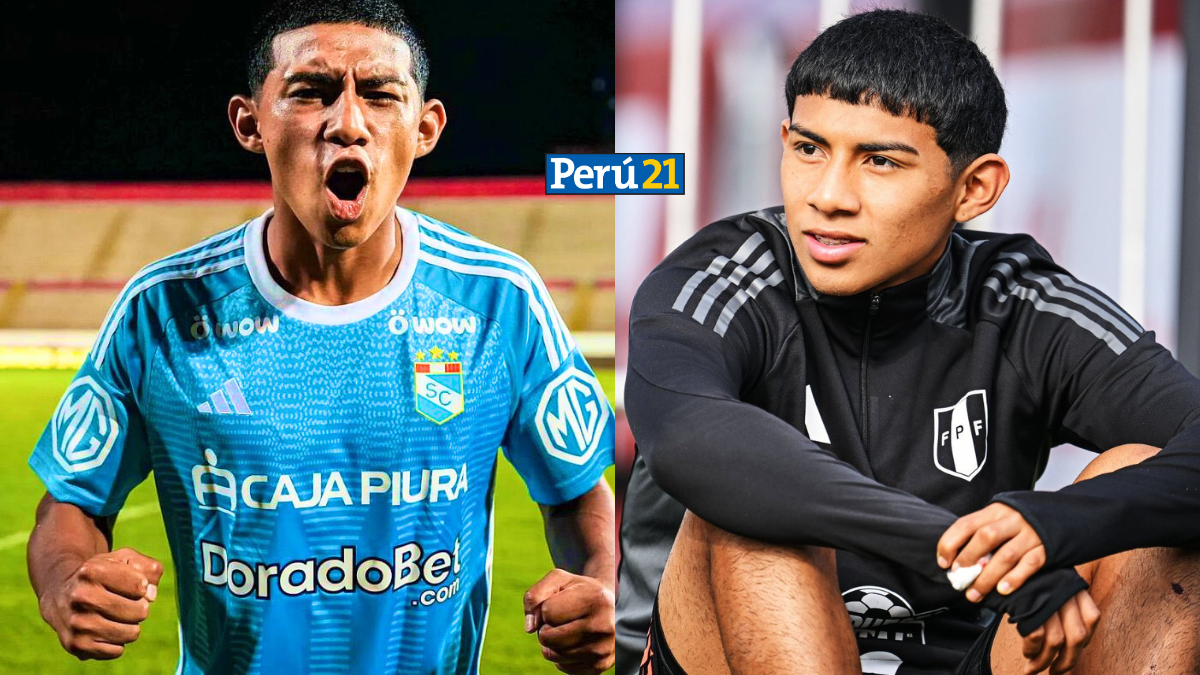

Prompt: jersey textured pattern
[30,206,615,675]
[617,206,1200,675]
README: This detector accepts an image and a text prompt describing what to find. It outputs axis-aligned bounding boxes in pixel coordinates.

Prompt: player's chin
[324,223,369,248]
[316,205,387,248]
[804,268,878,297]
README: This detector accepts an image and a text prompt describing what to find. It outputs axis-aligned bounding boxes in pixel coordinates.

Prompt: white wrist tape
[946,563,983,591]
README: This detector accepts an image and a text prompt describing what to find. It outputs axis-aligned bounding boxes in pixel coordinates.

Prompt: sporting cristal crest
[414,346,464,425]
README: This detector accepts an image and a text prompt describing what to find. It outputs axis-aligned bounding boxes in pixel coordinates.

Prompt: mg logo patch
[933,389,988,481]
[51,376,120,473]
[536,368,609,465]
[415,360,465,425]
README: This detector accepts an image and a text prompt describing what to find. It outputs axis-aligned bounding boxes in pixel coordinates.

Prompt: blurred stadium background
[0,1,613,673]
[615,0,1196,560]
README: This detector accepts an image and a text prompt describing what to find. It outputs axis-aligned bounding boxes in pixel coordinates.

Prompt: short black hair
[247,0,428,98]
[785,9,1005,175]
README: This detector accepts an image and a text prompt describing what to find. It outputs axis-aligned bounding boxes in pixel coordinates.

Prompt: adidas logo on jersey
[804,385,830,444]
[198,378,252,415]
[671,232,786,337]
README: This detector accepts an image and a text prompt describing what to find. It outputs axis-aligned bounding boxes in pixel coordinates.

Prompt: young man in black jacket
[618,9,1200,675]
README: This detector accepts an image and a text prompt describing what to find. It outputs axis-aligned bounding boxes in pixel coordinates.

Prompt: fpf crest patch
[933,390,989,481]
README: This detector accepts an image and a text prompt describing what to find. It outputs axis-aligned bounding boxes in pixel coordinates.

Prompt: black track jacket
[617,207,1200,674]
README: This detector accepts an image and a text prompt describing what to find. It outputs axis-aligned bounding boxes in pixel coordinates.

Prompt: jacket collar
[754,206,965,333]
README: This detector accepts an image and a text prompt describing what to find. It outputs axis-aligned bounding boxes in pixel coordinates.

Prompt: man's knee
[691,514,838,578]
[1072,446,1200,645]
[1070,444,1160,586]
[681,515,859,674]
[1074,443,1160,484]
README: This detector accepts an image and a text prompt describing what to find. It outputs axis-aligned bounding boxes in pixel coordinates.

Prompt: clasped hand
[938,503,1099,674]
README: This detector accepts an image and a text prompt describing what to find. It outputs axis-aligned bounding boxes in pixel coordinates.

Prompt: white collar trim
[244,206,420,325]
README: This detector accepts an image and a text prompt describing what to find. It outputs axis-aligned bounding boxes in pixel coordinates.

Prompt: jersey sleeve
[28,291,155,517]
[982,243,1200,568]
[500,278,614,506]
[626,221,1085,636]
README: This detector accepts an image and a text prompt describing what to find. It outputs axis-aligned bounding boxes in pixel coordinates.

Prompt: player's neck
[263,208,403,306]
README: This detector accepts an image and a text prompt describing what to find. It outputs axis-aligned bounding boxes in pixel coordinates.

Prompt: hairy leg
[658,511,732,675]
[991,444,1200,674]
[659,511,861,675]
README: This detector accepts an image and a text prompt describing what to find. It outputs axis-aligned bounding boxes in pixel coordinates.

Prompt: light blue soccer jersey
[29,206,614,674]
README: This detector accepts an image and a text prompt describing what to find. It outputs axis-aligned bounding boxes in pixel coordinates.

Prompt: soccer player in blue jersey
[25,1,616,673]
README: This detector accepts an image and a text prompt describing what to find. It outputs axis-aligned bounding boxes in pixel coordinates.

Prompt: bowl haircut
[785,9,1007,176]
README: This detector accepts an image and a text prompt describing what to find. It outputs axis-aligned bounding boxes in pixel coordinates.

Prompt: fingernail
[998,581,1011,594]
[951,562,960,572]
[966,589,981,602]
[146,584,158,602]
[937,556,949,569]
[524,613,535,633]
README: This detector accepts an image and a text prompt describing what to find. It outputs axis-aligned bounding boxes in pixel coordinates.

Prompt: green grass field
[0,368,615,674]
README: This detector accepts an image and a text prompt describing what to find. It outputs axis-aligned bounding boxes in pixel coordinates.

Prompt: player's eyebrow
[857,140,920,156]
[357,75,405,89]
[284,72,406,90]
[788,124,829,146]
[787,124,919,156]
[284,72,340,87]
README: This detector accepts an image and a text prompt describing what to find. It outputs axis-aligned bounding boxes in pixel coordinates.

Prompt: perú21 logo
[535,368,609,465]
[51,377,120,473]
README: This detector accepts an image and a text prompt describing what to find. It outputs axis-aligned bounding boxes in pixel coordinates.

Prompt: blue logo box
[545,153,685,195]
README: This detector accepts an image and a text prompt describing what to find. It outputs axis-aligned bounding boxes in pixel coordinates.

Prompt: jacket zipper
[860,295,880,451]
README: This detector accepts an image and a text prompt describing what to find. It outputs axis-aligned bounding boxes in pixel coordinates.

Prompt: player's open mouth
[803,231,866,264]
[324,159,370,222]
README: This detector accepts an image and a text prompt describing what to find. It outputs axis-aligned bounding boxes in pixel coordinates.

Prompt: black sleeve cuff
[991,491,1060,567]
[992,567,1089,636]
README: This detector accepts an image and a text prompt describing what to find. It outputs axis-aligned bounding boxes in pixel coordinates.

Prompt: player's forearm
[995,418,1200,569]
[542,480,616,588]
[28,493,112,606]
[629,368,959,574]
[626,368,1087,634]
[528,485,617,675]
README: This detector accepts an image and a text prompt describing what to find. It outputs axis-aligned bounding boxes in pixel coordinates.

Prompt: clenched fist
[524,568,615,675]
[38,547,164,660]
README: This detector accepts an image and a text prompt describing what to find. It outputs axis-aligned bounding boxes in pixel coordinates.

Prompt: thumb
[111,547,165,597]
[523,569,575,632]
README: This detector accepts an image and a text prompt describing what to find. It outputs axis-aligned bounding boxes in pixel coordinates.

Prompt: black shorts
[951,613,1001,675]
[642,596,1002,675]
[641,600,685,675]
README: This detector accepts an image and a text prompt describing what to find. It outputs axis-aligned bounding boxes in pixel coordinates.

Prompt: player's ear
[780,119,791,147]
[953,153,1010,223]
[414,98,447,159]
[228,94,265,154]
